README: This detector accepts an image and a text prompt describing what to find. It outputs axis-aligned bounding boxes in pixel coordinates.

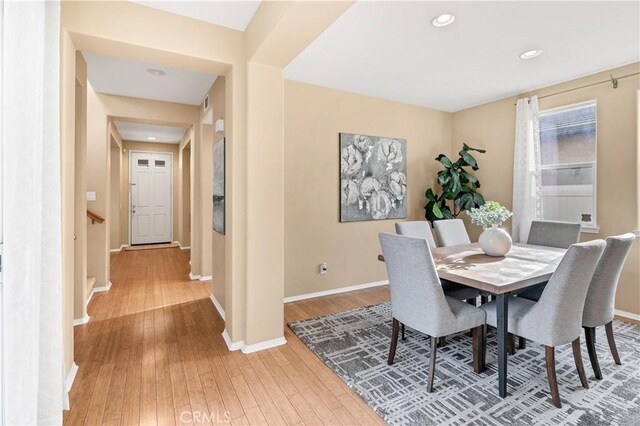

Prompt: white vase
[479,225,512,256]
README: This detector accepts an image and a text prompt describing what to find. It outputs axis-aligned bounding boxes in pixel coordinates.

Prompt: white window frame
[538,100,599,233]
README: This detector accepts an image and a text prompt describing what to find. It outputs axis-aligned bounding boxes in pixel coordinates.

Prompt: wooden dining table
[378,242,566,398]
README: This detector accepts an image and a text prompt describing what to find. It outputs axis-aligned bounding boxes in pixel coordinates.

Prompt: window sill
[580,225,600,234]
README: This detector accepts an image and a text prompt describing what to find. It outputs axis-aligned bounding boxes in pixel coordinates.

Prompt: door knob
[132,210,136,214]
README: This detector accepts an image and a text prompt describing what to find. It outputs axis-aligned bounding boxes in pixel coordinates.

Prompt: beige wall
[120,141,180,246]
[211,77,226,307]
[74,52,88,320]
[283,80,452,298]
[109,146,121,250]
[61,30,76,375]
[178,129,192,248]
[86,84,110,288]
[452,62,640,315]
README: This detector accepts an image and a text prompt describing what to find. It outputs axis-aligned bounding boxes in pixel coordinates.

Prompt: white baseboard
[222,329,244,351]
[180,245,191,250]
[73,315,90,326]
[189,272,201,280]
[284,280,389,303]
[210,294,225,320]
[65,362,79,392]
[221,329,286,354]
[615,309,640,321]
[93,281,112,293]
[199,275,213,282]
[110,245,128,253]
[86,290,94,306]
[242,336,287,354]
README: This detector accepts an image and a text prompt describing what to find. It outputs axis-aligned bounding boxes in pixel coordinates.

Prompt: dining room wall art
[340,133,407,222]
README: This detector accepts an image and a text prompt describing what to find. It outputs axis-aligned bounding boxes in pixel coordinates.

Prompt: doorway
[129,151,173,245]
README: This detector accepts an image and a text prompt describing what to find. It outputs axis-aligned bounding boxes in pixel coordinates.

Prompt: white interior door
[130,151,172,245]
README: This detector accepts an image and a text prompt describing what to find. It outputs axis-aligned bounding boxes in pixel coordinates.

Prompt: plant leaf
[473,192,486,207]
[463,143,487,154]
[460,171,478,184]
[437,171,451,187]
[436,154,453,168]
[449,170,462,193]
[425,188,437,202]
[459,150,479,170]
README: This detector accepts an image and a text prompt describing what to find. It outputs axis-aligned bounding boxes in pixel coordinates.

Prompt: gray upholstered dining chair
[480,240,606,408]
[433,219,471,247]
[395,221,480,302]
[379,233,486,392]
[517,220,582,349]
[582,233,635,380]
[395,221,437,249]
[526,220,581,249]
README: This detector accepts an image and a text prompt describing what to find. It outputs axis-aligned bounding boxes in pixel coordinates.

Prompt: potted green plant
[424,144,486,224]
[467,201,513,256]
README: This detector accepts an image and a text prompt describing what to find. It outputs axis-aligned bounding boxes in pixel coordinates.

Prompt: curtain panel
[512,96,543,243]
[1,1,65,424]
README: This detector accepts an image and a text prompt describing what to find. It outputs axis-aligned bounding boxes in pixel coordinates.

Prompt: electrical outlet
[319,262,328,275]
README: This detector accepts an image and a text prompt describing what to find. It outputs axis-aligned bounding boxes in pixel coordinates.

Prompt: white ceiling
[114,121,188,144]
[132,0,261,31]
[84,52,217,105]
[284,1,640,112]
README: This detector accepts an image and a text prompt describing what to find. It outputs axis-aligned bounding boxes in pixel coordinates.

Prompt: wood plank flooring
[64,247,389,425]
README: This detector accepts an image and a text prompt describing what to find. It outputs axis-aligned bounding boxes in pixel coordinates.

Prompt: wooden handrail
[87,209,105,224]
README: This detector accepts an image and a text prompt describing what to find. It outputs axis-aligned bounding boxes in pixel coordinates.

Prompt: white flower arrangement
[466,201,512,230]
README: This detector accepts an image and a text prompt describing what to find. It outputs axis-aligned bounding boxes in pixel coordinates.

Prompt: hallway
[64,248,387,425]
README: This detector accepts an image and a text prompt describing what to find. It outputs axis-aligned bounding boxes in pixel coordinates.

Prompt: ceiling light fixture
[519,49,543,59]
[147,137,157,140]
[146,68,166,76]
[432,13,455,27]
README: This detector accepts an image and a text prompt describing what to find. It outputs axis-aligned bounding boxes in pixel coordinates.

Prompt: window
[538,101,597,232]
[154,160,165,168]
[137,159,149,168]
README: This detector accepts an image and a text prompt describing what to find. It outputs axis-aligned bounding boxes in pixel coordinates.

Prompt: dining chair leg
[427,336,438,393]
[545,346,562,408]
[518,336,526,350]
[401,323,406,341]
[507,333,515,355]
[605,321,622,365]
[471,325,485,373]
[480,295,488,305]
[584,326,602,380]
[437,336,447,347]
[388,318,400,365]
[572,337,589,389]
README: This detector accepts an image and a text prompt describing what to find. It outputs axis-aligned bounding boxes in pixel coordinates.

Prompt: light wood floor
[64,247,389,425]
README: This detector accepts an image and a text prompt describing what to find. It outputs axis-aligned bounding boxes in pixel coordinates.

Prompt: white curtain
[512,96,543,243]
[1,1,65,424]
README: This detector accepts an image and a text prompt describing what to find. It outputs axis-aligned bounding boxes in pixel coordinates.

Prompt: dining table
[378,242,567,398]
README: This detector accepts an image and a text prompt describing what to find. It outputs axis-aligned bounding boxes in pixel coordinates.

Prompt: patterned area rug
[289,303,640,425]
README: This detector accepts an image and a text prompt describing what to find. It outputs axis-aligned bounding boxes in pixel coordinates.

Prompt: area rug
[289,303,640,425]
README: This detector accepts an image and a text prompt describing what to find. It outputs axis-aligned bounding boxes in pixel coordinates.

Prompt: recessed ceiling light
[519,49,543,59]
[146,68,166,76]
[147,137,156,140]
[432,13,455,27]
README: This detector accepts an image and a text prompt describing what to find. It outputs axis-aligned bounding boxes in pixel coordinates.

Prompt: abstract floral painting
[340,133,407,222]
[213,138,225,234]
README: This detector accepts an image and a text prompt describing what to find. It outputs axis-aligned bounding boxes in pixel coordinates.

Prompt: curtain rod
[514,71,640,105]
